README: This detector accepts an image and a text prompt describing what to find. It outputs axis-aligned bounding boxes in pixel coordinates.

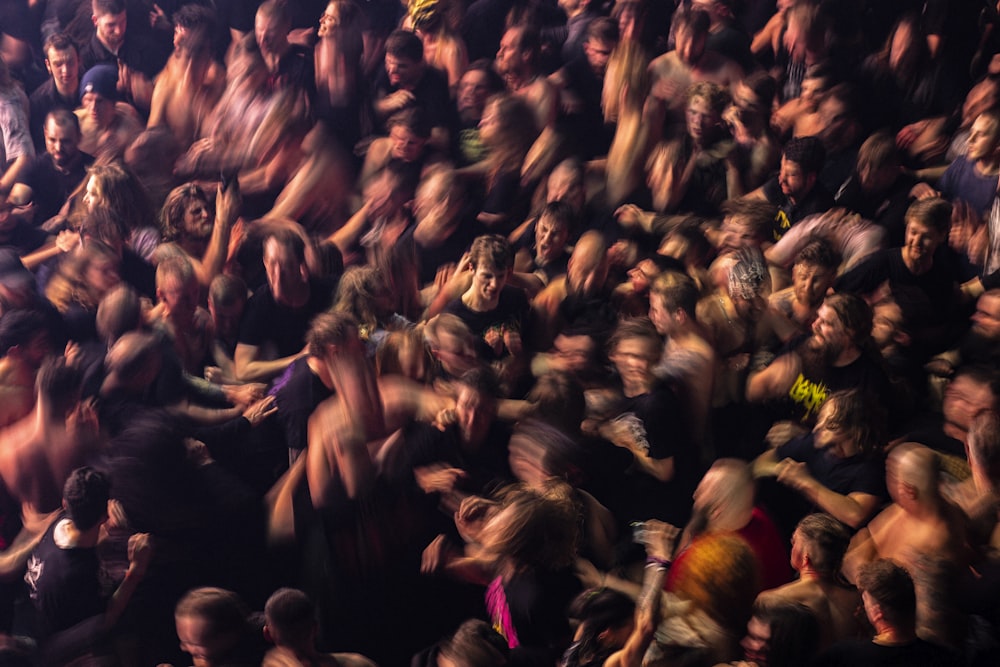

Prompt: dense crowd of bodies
[2,0,1000,665]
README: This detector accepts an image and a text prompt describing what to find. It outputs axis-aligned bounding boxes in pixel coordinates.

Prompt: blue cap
[80,63,118,102]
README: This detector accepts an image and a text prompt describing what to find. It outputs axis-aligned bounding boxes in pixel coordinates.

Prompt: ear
[263,624,274,644]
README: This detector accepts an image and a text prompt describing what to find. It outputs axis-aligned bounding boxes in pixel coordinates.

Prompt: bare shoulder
[331,653,379,667]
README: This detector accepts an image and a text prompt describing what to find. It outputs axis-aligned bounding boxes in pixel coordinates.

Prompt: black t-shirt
[776,347,891,426]
[0,219,49,255]
[776,432,887,499]
[28,79,78,151]
[374,66,456,137]
[404,216,480,288]
[238,277,335,358]
[268,356,334,456]
[18,151,94,223]
[443,285,530,362]
[25,514,103,638]
[762,177,835,241]
[812,638,961,667]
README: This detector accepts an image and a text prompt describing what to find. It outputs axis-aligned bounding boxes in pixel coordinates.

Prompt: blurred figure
[262,588,377,667]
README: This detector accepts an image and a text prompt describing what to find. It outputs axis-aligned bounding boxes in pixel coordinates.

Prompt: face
[792,261,834,307]
[456,385,493,444]
[966,114,1000,162]
[872,300,904,348]
[45,47,79,92]
[553,333,594,373]
[811,303,850,356]
[720,215,761,252]
[158,274,198,323]
[535,215,569,264]
[903,219,944,267]
[434,331,477,377]
[182,197,213,239]
[471,261,506,305]
[209,300,244,342]
[628,259,658,294]
[812,398,847,453]
[972,294,1000,339]
[457,69,491,117]
[82,176,102,212]
[648,293,677,336]
[85,255,121,297]
[385,54,419,88]
[676,26,706,66]
[177,614,234,667]
[263,238,306,304]
[799,76,826,110]
[741,616,771,665]
[94,11,127,51]
[547,165,585,212]
[686,95,720,144]
[318,2,341,36]
[389,124,426,162]
[732,82,763,121]
[82,92,115,128]
[778,156,812,200]
[255,13,286,55]
[44,120,80,169]
[496,28,523,75]
[610,337,658,388]
[943,375,997,433]
[584,37,614,75]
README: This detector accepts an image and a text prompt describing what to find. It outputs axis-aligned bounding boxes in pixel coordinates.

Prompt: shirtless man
[843,444,970,648]
[0,309,50,428]
[757,513,862,648]
[147,4,225,149]
[496,24,558,130]
[263,588,377,667]
[75,63,142,163]
[648,8,743,134]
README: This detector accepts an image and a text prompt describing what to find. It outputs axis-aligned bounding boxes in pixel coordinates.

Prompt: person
[454,59,505,167]
[234,228,335,382]
[373,29,453,146]
[28,33,80,151]
[747,292,890,429]
[937,110,1000,218]
[843,444,970,649]
[413,617,510,667]
[755,513,862,647]
[74,63,143,163]
[408,0,468,91]
[16,109,94,225]
[495,24,558,130]
[24,467,152,652]
[0,57,34,199]
[149,255,213,375]
[174,587,266,667]
[648,270,716,456]
[262,587,377,667]
[693,0,754,72]
[755,389,887,532]
[835,197,962,357]
[204,273,248,384]
[735,598,821,667]
[45,239,121,343]
[724,70,781,191]
[0,310,52,427]
[511,200,572,297]
[812,559,961,666]
[254,0,315,100]
[745,135,834,242]
[763,237,840,346]
[559,588,635,667]
[147,3,226,150]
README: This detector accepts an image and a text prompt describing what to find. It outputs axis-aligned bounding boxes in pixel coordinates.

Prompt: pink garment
[486,576,520,648]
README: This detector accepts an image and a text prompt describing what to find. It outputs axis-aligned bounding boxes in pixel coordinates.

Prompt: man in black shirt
[18,109,94,225]
[29,34,80,152]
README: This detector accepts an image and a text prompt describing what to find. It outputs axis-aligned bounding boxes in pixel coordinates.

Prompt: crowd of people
[1,0,1000,665]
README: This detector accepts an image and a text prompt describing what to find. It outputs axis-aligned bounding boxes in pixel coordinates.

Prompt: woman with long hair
[474,93,539,232]
[46,239,121,342]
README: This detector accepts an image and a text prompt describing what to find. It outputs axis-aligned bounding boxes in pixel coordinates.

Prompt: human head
[384,29,424,88]
[263,587,317,650]
[92,0,127,52]
[566,588,635,664]
[791,237,839,307]
[467,234,513,304]
[496,24,540,77]
[478,482,579,571]
[648,270,698,336]
[583,17,619,76]
[208,274,247,342]
[967,410,1000,492]
[886,443,939,510]
[903,197,950,267]
[817,83,860,152]
[779,137,825,201]
[63,466,110,531]
[608,317,662,389]
[857,131,901,194]
[813,291,871,354]
[457,59,504,120]
[691,458,755,536]
[305,310,359,359]
[741,599,819,667]
[333,265,392,330]
[80,63,118,128]
[551,326,601,376]
[96,284,142,344]
[49,240,121,311]
[175,587,251,667]
[262,228,309,305]
[719,199,776,252]
[567,230,608,297]
[942,365,1000,438]
[0,309,49,366]
[173,3,216,55]
[104,331,162,392]
[161,183,213,243]
[437,619,509,667]
[535,201,573,265]
[967,110,1000,163]
[255,0,291,56]
[546,158,585,213]
[524,374,586,438]
[972,289,1000,340]
[478,93,538,157]
[424,313,478,379]
[387,107,431,162]
[673,8,710,67]
[43,33,79,95]
[36,355,84,418]
[42,109,81,172]
[813,389,887,458]
[886,13,926,75]
[82,162,153,231]
[0,249,36,309]
[798,62,833,111]
[791,512,850,576]
[685,81,729,145]
[156,255,199,323]
[732,71,776,126]
[454,367,500,443]
[727,245,771,322]
[857,558,916,630]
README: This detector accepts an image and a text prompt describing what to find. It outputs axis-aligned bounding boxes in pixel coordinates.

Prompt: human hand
[776,459,814,493]
[243,395,278,426]
[615,204,654,232]
[421,534,451,573]
[204,366,225,384]
[67,398,99,443]
[127,532,154,576]
[575,557,604,588]
[224,382,267,408]
[55,228,78,253]
[414,464,467,495]
[643,519,681,562]
[216,174,242,226]
[455,495,497,543]
[764,421,805,448]
[896,121,928,150]
[384,89,416,113]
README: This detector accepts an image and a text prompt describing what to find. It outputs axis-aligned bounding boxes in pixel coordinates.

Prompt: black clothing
[373,66,455,137]
[835,172,918,247]
[17,150,94,224]
[268,356,334,458]
[238,277,335,358]
[443,285,530,362]
[812,638,961,667]
[762,177,836,242]
[28,79,78,151]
